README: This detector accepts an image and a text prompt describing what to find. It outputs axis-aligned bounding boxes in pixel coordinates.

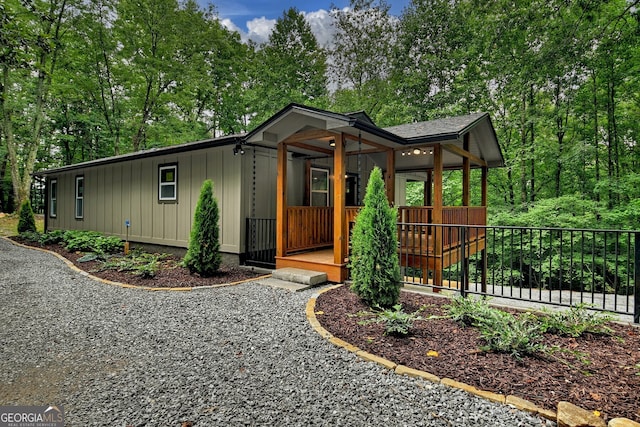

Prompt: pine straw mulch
[10,239,264,288]
[315,285,640,423]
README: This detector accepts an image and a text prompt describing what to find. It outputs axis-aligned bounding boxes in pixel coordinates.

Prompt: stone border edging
[3,237,271,292]
[306,284,640,427]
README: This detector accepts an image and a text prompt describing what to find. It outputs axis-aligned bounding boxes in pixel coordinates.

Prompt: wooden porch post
[433,144,443,288]
[334,133,346,266]
[425,170,432,207]
[462,134,471,293]
[462,134,471,208]
[276,142,287,258]
[386,148,395,205]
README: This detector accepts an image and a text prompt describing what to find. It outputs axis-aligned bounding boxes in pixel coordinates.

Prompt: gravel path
[0,239,555,426]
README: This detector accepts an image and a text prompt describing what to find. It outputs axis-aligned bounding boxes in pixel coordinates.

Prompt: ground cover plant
[315,285,640,423]
[11,230,262,288]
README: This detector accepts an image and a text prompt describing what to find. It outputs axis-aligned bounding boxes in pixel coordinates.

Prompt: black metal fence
[398,223,640,323]
[245,218,277,268]
[244,217,640,322]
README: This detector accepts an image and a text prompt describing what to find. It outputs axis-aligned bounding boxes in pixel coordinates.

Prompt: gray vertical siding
[46,145,251,254]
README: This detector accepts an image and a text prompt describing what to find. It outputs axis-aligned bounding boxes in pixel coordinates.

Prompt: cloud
[220,8,338,46]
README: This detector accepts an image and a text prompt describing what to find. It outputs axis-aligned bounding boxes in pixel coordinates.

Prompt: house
[37,103,504,283]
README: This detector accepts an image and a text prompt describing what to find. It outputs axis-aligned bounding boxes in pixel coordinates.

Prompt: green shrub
[445,296,493,326]
[539,304,615,337]
[98,250,167,279]
[63,230,123,255]
[349,167,401,308]
[476,311,544,360]
[40,229,65,245]
[376,304,424,336]
[183,179,221,276]
[19,230,41,243]
[17,200,36,233]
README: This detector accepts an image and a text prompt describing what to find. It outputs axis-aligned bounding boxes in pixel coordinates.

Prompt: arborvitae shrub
[349,167,401,307]
[183,179,221,276]
[17,200,37,234]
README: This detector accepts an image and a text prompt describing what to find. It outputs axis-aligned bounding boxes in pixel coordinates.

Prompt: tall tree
[1,0,74,210]
[249,7,328,125]
[330,0,398,122]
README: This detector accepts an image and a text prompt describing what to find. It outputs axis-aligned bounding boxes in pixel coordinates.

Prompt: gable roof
[37,103,504,176]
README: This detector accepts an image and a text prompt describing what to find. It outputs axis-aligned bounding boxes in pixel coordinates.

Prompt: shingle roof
[384,112,487,141]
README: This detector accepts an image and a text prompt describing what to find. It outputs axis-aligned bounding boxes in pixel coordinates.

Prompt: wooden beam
[343,133,391,151]
[462,134,471,207]
[283,129,340,144]
[334,133,346,265]
[386,148,395,204]
[287,140,334,155]
[276,142,288,258]
[442,143,487,167]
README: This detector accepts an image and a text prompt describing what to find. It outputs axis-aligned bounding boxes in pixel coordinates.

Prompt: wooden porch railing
[285,205,487,254]
[286,206,333,253]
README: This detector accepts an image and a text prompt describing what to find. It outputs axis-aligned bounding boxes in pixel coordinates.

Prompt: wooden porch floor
[276,249,346,283]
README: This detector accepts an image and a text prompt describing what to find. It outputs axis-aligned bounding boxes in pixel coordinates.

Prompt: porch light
[412,148,421,155]
[329,139,336,147]
[233,143,245,156]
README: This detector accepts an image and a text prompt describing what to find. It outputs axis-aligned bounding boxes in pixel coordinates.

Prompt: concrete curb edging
[306,285,639,427]
[3,237,271,292]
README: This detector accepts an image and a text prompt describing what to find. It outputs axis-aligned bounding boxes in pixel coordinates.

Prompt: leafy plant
[476,311,545,360]
[63,230,123,255]
[40,229,65,245]
[349,167,401,308]
[359,304,426,337]
[539,304,615,337]
[17,200,36,233]
[19,230,41,243]
[97,250,167,279]
[445,296,493,326]
[183,180,222,276]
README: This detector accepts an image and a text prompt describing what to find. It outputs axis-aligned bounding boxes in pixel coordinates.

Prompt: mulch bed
[10,239,263,288]
[315,285,640,423]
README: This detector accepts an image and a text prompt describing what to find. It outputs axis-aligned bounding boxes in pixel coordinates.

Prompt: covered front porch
[244,104,503,283]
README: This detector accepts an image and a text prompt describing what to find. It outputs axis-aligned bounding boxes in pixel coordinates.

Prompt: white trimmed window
[75,176,84,219]
[50,179,57,218]
[159,164,177,201]
[310,167,329,206]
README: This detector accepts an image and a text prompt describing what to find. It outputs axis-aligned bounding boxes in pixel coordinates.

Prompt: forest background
[1,0,638,230]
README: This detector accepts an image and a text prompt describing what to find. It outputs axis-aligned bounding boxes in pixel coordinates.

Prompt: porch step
[271,267,328,287]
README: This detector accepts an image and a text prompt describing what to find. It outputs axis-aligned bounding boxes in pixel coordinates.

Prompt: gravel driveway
[0,238,554,426]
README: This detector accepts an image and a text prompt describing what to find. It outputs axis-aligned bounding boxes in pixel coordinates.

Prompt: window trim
[49,179,57,218]
[158,163,178,202]
[75,175,84,219]
[310,167,329,207]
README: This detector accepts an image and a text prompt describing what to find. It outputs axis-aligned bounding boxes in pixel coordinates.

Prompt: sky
[207,0,411,45]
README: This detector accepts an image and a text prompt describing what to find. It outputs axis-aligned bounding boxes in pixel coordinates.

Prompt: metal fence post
[634,232,639,324]
[460,226,467,297]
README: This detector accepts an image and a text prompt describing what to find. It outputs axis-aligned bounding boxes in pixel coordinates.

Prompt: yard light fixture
[233,143,245,156]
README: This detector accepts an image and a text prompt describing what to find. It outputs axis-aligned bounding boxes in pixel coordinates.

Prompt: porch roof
[245,103,504,171]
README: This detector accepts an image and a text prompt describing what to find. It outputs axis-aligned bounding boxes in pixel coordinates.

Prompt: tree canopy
[0,0,638,230]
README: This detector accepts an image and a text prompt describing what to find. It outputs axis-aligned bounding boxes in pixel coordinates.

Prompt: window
[159,164,177,201]
[49,179,57,218]
[310,167,329,206]
[75,176,84,219]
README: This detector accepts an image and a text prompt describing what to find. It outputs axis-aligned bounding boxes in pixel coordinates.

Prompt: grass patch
[0,213,44,236]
